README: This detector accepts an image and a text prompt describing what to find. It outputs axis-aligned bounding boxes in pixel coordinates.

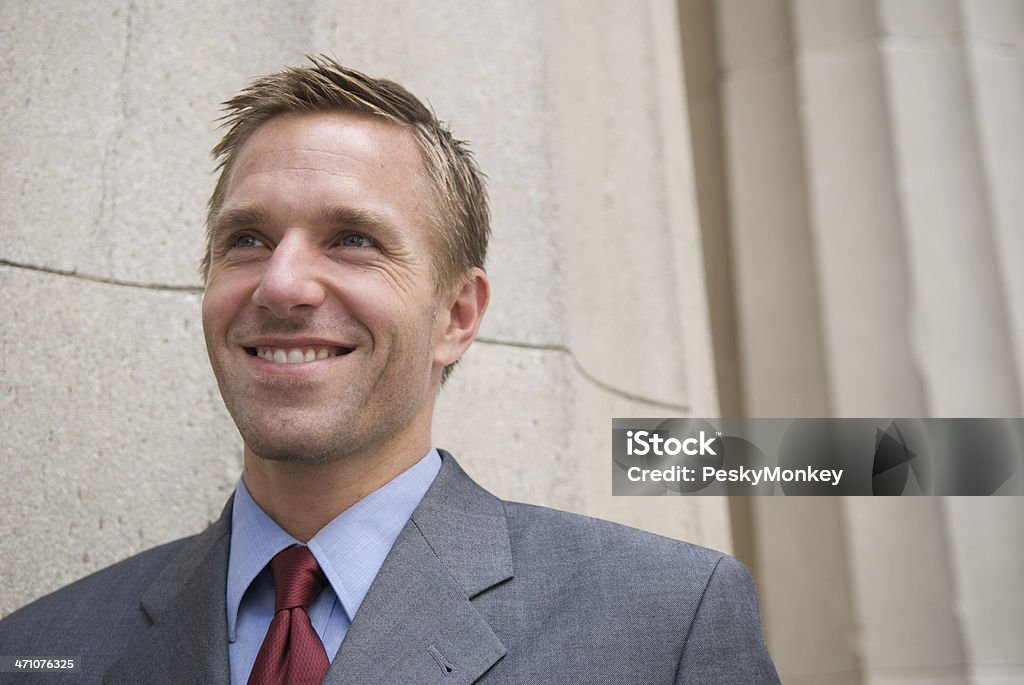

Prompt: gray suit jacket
[0,453,778,683]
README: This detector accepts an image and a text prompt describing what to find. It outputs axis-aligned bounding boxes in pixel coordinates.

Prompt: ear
[433,267,490,367]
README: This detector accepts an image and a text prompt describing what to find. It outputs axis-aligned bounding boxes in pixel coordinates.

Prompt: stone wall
[1,0,725,617]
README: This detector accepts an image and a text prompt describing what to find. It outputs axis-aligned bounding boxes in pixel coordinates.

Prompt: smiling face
[202,111,457,465]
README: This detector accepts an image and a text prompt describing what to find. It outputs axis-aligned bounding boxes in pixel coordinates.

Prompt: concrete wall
[0,0,726,618]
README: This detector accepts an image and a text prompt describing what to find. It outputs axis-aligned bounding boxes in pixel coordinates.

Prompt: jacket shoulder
[497,500,738,628]
[502,500,728,578]
[483,501,778,683]
[0,536,195,653]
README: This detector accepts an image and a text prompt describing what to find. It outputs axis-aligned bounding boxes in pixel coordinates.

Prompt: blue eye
[341,233,373,248]
[233,234,264,248]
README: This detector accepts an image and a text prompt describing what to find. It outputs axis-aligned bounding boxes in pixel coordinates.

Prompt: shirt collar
[226,448,442,639]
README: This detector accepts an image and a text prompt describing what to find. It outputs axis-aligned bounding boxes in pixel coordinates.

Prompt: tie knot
[270,546,325,612]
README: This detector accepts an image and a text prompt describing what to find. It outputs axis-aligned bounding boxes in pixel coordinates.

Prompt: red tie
[248,546,331,685]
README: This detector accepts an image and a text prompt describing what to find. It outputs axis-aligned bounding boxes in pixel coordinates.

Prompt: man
[0,56,778,684]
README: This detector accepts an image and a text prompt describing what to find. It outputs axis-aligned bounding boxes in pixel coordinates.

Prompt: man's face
[202,111,449,464]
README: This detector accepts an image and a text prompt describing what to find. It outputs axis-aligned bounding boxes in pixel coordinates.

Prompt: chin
[256,448,330,464]
[240,423,351,465]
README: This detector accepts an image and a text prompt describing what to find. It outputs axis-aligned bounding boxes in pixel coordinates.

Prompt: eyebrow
[316,205,403,240]
[211,204,403,241]
[210,205,270,239]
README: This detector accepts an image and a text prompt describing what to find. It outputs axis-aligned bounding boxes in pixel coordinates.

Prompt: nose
[251,236,327,317]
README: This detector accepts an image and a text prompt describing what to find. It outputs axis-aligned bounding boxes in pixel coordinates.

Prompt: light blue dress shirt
[225,449,442,685]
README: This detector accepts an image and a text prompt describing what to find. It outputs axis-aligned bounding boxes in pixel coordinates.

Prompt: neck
[242,440,430,542]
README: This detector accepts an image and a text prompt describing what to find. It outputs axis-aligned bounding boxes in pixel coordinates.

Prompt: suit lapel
[102,455,511,684]
[104,501,233,685]
[325,454,513,684]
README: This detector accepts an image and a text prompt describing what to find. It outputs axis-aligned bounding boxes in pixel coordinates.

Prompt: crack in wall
[0,260,688,412]
[0,258,203,294]
[95,1,135,248]
[475,336,690,413]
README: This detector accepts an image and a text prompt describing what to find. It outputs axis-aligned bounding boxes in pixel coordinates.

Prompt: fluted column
[706,0,1024,683]
[959,0,1024,402]
[877,0,1021,417]
[713,3,858,683]
[942,497,1024,685]
[791,2,968,681]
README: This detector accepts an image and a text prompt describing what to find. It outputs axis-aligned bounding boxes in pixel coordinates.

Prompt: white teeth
[256,346,341,364]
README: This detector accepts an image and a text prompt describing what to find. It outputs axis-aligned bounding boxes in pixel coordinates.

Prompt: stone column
[704,0,1024,682]
[790,1,968,681]
[942,498,1024,685]
[959,0,1024,400]
[712,2,858,683]
[877,0,1021,417]
[946,4,1024,678]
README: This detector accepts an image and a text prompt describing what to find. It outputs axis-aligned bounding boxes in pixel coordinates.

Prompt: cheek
[201,290,227,338]
[360,301,435,360]
[202,273,254,336]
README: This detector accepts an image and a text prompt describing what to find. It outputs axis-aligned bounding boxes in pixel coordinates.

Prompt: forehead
[222,110,433,220]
